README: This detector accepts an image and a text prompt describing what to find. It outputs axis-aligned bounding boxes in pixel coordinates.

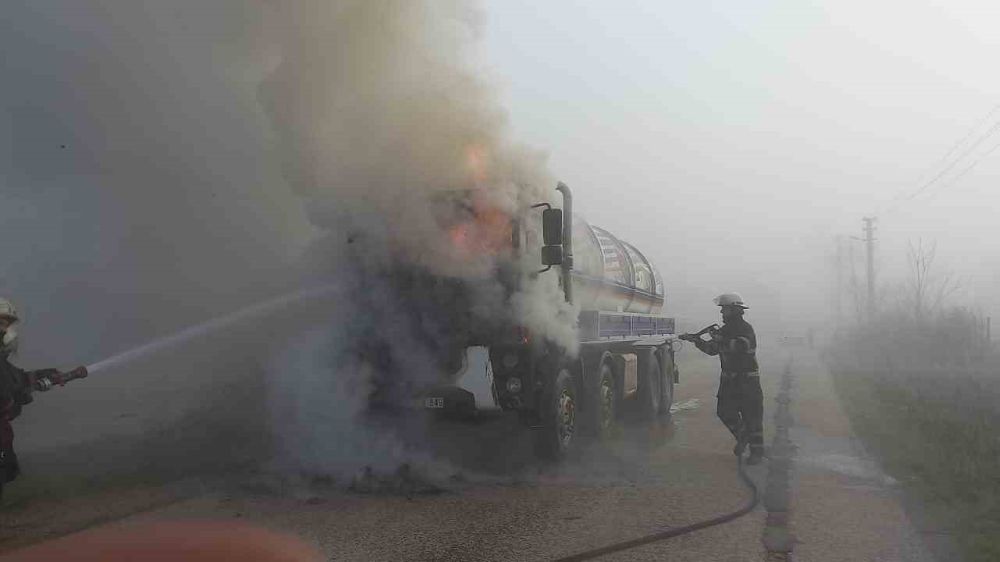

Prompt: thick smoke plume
[0,2,312,366]
[1,1,322,487]
[259,0,580,474]
[2,1,578,480]
[260,1,548,274]
[257,0,580,343]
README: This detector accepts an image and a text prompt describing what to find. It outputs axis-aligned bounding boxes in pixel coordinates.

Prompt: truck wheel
[596,361,619,440]
[535,368,577,460]
[637,355,661,421]
[658,353,675,419]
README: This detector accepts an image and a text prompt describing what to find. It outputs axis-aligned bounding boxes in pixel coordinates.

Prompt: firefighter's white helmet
[714,293,749,309]
[0,298,18,323]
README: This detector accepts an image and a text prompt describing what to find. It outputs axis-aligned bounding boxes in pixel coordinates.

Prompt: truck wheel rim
[558,389,575,447]
[600,378,614,431]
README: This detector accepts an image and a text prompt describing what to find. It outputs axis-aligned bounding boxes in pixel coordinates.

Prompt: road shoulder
[786,351,937,562]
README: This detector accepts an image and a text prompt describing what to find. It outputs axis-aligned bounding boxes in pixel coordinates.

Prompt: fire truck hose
[551,455,760,562]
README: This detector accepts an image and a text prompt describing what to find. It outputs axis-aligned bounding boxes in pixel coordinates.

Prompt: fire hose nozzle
[32,366,88,392]
[698,323,721,336]
[680,324,721,342]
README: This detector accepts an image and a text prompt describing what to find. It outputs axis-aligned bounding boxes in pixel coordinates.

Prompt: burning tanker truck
[371,182,677,459]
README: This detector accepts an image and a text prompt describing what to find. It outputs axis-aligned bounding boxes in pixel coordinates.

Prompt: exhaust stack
[556,182,574,304]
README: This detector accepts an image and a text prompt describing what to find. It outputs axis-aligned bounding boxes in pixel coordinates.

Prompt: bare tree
[847,241,866,322]
[904,239,961,323]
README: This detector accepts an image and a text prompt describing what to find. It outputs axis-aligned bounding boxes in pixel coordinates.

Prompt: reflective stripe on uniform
[722,371,759,378]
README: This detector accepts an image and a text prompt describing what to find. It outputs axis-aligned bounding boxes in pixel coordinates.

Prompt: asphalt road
[1,344,941,561]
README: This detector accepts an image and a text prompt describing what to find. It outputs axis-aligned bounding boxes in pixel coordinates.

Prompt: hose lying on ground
[552,455,760,562]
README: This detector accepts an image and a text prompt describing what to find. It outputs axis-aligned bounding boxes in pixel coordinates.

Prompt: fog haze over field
[3,5,999,556]
[2,0,998,374]
[483,0,1000,332]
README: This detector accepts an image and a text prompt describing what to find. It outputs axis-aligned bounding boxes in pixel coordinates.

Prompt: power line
[880,101,1000,216]
[898,117,1000,203]
[937,101,1000,167]
[861,217,876,319]
[919,136,1000,204]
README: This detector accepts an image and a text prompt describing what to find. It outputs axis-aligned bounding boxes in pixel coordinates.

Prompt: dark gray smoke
[1,2,321,493]
[3,1,578,481]
[257,0,580,473]
[1,2,311,367]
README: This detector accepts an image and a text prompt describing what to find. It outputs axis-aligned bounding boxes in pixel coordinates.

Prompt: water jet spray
[84,285,341,376]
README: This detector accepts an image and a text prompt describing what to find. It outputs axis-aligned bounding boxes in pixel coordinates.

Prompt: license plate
[424,397,445,409]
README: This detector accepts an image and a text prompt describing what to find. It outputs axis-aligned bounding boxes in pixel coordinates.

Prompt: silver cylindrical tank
[570,218,665,314]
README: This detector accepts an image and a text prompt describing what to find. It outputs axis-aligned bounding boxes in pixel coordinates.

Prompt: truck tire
[595,360,619,441]
[637,354,661,421]
[658,351,675,419]
[535,368,577,460]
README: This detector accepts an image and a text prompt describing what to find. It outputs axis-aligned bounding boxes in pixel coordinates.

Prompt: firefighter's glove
[28,369,59,392]
[67,366,88,381]
[52,366,88,386]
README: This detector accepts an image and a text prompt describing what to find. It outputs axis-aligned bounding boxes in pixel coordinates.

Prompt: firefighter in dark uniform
[680,293,764,465]
[0,298,87,501]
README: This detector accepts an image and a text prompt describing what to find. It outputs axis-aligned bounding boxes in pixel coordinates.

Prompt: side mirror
[541,245,563,267]
[542,208,563,246]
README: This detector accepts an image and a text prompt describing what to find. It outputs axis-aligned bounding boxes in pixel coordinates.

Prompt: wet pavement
[1,349,945,561]
[784,352,939,562]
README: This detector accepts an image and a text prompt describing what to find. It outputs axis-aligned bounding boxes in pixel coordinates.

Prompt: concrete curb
[761,360,798,559]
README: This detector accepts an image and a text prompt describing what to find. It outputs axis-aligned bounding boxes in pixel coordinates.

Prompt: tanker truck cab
[421,184,677,458]
[486,183,679,459]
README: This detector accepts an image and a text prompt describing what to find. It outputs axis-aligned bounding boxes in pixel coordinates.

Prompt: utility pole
[861,217,877,320]
[834,236,845,324]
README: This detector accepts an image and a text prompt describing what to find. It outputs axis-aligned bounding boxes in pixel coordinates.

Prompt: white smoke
[258,0,580,474]
[259,1,546,268]
[3,1,579,479]
[257,0,580,338]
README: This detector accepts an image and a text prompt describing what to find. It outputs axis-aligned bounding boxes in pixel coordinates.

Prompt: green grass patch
[831,367,1000,562]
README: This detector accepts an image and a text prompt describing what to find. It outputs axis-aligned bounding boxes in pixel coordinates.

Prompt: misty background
[1,0,998,483]
[483,0,1000,335]
[3,0,997,373]
[0,2,313,369]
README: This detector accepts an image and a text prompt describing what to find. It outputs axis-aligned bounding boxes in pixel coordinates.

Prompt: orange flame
[444,145,510,256]
[446,191,512,256]
[464,144,489,186]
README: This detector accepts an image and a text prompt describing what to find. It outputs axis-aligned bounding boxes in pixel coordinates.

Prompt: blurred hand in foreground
[0,521,322,562]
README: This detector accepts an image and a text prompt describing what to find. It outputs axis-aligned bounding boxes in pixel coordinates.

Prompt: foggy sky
[482,0,1000,332]
[2,0,998,365]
